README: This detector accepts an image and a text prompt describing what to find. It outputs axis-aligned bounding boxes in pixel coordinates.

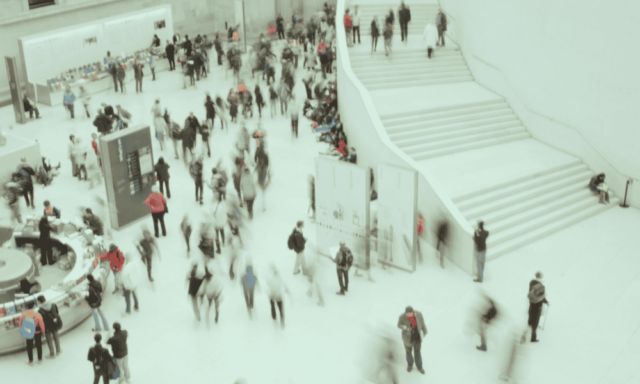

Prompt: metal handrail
[442,10,637,182]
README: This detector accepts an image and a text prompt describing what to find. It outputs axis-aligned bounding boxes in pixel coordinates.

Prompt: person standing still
[527,273,549,343]
[276,14,285,39]
[133,58,143,93]
[289,93,300,139]
[436,9,447,46]
[107,322,131,384]
[398,306,427,374]
[240,167,256,219]
[290,221,307,275]
[38,216,54,266]
[191,156,205,205]
[85,274,109,332]
[399,2,411,43]
[334,241,354,295]
[87,333,112,384]
[344,9,353,47]
[68,135,78,177]
[144,185,167,237]
[19,300,45,365]
[95,244,126,293]
[36,295,61,358]
[154,157,171,198]
[116,63,126,93]
[166,40,176,70]
[473,221,489,283]
[371,16,380,53]
[352,6,361,44]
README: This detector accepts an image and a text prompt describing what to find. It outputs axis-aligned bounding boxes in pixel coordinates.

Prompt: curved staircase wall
[335,0,476,275]
[440,0,639,208]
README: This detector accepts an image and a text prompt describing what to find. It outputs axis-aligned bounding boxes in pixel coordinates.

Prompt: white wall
[335,0,475,275]
[441,0,640,207]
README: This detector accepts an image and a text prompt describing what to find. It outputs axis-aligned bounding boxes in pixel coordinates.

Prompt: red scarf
[406,312,417,329]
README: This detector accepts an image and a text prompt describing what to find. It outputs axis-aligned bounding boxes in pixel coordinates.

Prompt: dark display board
[99,126,155,229]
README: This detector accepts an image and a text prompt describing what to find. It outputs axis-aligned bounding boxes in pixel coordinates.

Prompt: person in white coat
[74,138,88,181]
[352,6,362,44]
[121,253,142,314]
[198,262,223,326]
[423,23,438,59]
[212,198,227,254]
[68,135,78,177]
[151,99,167,151]
[86,151,102,190]
[267,265,290,328]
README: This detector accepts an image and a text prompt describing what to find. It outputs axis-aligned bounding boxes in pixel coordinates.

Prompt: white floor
[1,51,640,384]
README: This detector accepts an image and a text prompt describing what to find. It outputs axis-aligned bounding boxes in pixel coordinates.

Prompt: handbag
[164,203,169,214]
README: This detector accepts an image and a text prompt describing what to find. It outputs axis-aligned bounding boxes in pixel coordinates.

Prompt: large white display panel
[19,5,173,84]
[315,158,370,268]
[377,164,418,272]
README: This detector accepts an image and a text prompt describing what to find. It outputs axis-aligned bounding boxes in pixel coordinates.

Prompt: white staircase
[452,161,619,259]
[380,99,530,159]
[355,3,440,36]
[346,2,619,259]
[350,47,473,90]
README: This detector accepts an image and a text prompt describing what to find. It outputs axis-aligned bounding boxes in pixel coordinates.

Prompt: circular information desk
[0,227,110,356]
[0,249,34,291]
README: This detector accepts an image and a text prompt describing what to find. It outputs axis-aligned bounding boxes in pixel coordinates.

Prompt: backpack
[287,231,296,250]
[19,316,36,339]
[528,283,545,303]
[93,348,104,372]
[88,282,102,307]
[40,304,64,331]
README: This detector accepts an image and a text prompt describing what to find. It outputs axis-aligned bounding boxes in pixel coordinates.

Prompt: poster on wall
[315,157,370,268]
[377,164,418,272]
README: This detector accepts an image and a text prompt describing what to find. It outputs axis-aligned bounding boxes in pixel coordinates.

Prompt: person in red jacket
[144,185,167,238]
[343,9,353,47]
[19,300,46,365]
[96,244,125,293]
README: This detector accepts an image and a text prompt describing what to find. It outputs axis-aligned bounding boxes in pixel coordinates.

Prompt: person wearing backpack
[86,274,109,332]
[96,243,126,293]
[37,295,62,358]
[289,220,307,275]
[87,333,114,384]
[334,241,354,296]
[19,300,46,365]
[241,265,259,319]
[528,272,549,343]
[107,322,131,383]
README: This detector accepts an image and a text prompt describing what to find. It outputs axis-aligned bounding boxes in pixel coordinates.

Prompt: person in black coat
[291,221,307,275]
[181,115,198,165]
[87,333,112,384]
[371,16,380,53]
[184,35,193,56]
[38,216,54,265]
[276,14,285,39]
[155,157,171,198]
[398,2,411,42]
[205,94,216,129]
[527,272,549,342]
[436,220,449,269]
[165,40,175,70]
[254,85,265,118]
[473,221,489,283]
[436,9,447,46]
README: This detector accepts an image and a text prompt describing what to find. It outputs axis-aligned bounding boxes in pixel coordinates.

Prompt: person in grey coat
[397,306,427,374]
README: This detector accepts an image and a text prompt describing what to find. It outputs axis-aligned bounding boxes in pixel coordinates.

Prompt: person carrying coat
[87,333,113,384]
[334,241,354,295]
[397,306,427,374]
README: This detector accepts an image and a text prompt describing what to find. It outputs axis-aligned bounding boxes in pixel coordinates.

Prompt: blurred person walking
[423,22,438,58]
[240,167,256,219]
[136,229,161,282]
[63,86,75,119]
[121,254,141,313]
[143,185,167,238]
[187,258,209,321]
[180,215,193,255]
[267,265,289,328]
[305,250,325,306]
[436,9,447,46]
[398,2,411,43]
[435,220,449,268]
[68,135,78,177]
[371,16,380,53]
[476,293,498,351]
[200,268,223,326]
[397,306,427,374]
[213,198,227,254]
[191,155,205,205]
[154,157,171,198]
[241,265,259,319]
